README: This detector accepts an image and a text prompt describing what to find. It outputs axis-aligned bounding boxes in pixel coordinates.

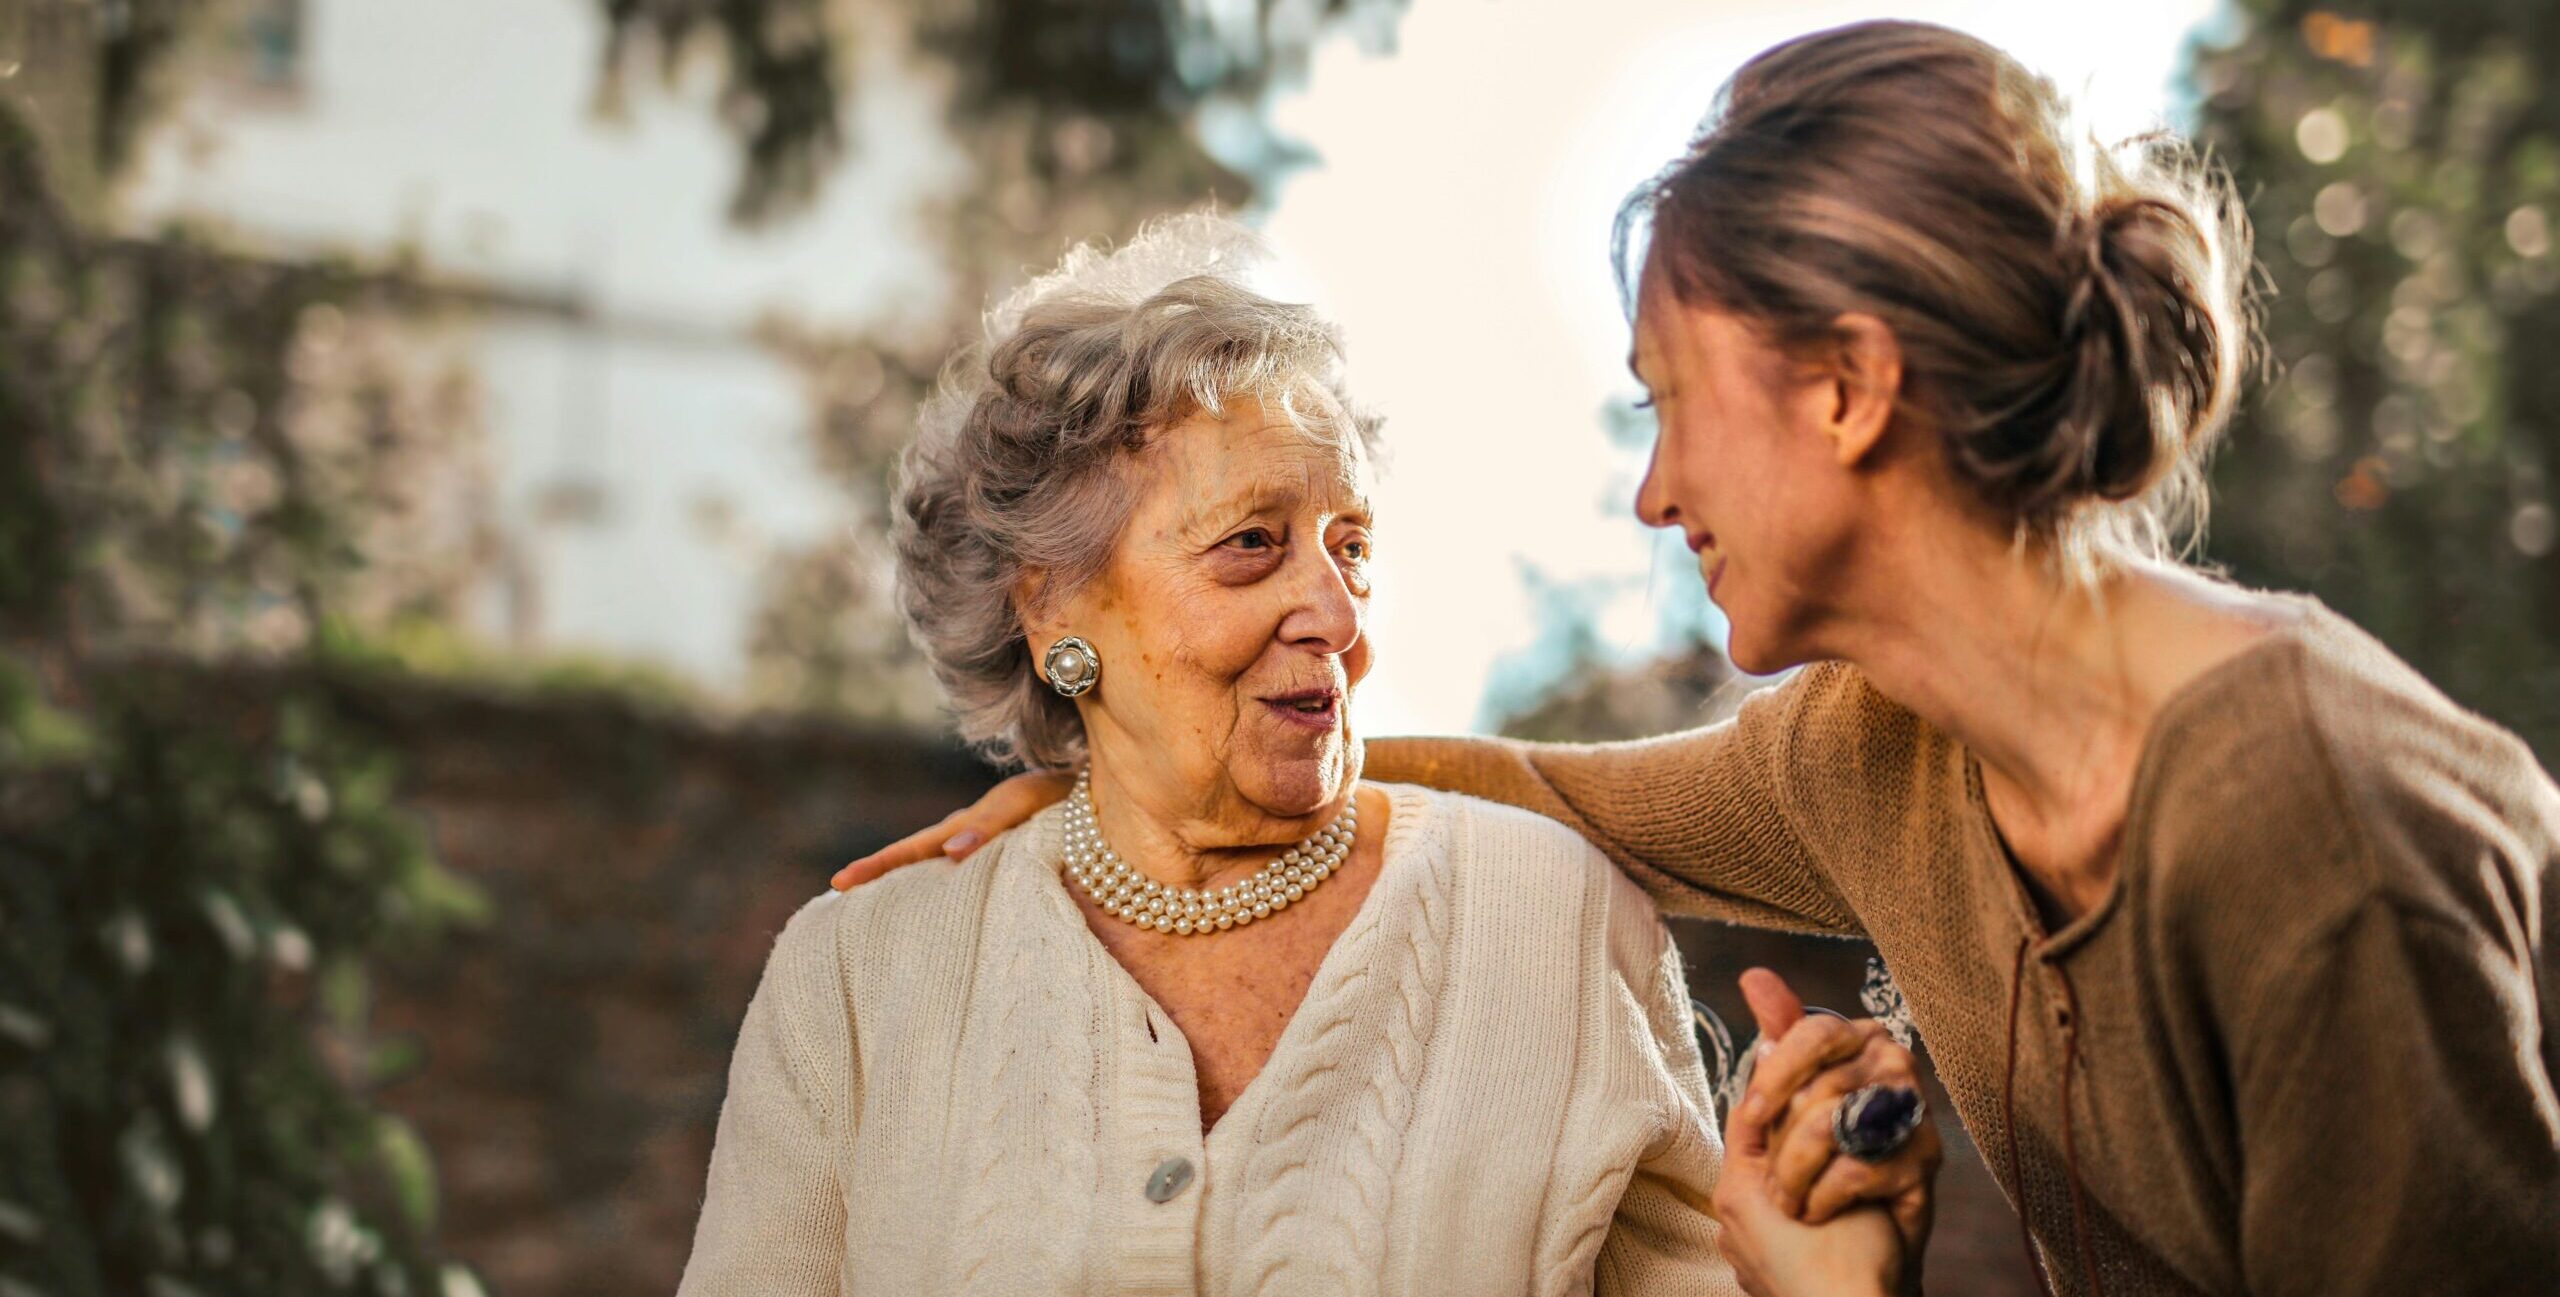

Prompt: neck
[1815,533,2260,920]
[1080,761,1350,891]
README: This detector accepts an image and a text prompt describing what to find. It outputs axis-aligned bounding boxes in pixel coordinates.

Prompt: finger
[1710,1153,1781,1297]
[829,772,1076,889]
[946,770,1078,858]
[1723,1089,1773,1161]
[1891,1174,1936,1256]
[990,769,1075,817]
[832,819,962,889]
[1708,1146,1772,1257]
[1798,1139,1928,1224]
[1738,967,1805,1041]
[1772,1035,1920,1136]
[952,772,1076,859]
[1773,1042,1933,1213]
[1767,1084,1858,1213]
[1737,1014,1882,1130]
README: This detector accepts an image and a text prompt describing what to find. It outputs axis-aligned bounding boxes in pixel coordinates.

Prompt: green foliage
[1,73,488,1295]
[600,0,1407,222]
[0,670,490,1297]
[2194,2,2560,758]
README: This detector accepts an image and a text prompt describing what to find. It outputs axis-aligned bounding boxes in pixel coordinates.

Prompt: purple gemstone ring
[1832,1083,1925,1163]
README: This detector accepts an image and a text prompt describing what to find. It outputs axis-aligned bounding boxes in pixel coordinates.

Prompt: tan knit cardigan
[675,784,1743,1296]
[1367,593,2559,1297]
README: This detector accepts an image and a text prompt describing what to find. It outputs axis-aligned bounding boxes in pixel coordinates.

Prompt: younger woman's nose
[1635,458,1681,530]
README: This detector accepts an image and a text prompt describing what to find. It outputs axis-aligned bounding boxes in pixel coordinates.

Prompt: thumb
[1738,966,1806,1043]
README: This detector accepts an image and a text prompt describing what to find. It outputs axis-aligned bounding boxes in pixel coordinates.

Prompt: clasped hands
[1714,967,1942,1297]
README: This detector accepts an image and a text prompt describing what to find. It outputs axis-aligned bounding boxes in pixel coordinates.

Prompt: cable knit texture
[676,784,1740,1297]
[1365,591,2560,1297]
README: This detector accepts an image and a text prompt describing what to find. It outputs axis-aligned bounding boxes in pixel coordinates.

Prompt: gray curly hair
[892,213,1383,770]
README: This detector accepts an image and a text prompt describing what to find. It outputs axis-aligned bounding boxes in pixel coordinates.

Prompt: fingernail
[946,830,983,857]
[830,870,851,891]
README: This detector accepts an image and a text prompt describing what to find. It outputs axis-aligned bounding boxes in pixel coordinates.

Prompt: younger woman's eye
[1633,396,1657,410]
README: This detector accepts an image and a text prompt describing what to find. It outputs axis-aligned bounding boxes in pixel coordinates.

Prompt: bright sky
[1261,0,2225,735]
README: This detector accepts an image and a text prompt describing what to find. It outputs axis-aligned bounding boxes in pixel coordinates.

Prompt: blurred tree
[0,661,491,1297]
[1,87,496,1297]
[598,0,1405,223]
[2192,1,2560,760]
[7,6,517,1294]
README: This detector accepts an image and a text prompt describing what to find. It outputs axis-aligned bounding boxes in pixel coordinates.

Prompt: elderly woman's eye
[1226,528,1277,551]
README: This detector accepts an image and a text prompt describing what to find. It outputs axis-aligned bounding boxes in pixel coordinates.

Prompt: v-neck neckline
[1959,597,2321,956]
[1032,782,1429,1146]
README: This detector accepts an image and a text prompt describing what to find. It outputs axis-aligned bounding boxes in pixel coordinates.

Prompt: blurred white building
[122,0,963,691]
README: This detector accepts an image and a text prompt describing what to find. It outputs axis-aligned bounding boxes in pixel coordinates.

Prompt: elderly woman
[673,216,1747,1295]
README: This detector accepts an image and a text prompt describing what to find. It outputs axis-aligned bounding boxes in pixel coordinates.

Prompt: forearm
[1368,686,1856,935]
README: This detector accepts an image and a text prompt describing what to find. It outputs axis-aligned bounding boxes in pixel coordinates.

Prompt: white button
[1144,1156,1195,1203]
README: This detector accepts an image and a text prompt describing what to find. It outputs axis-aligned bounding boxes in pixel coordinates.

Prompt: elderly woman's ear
[1016,572,1107,700]
[1015,570,1067,680]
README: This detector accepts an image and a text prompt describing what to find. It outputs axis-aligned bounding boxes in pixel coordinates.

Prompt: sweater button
[1144,1156,1196,1203]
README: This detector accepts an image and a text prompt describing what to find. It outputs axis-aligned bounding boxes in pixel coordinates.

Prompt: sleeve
[2228,898,2560,1297]
[675,901,851,1297]
[1364,667,1859,934]
[1596,925,1745,1297]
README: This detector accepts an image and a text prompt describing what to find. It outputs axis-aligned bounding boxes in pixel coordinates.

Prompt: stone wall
[316,674,992,1295]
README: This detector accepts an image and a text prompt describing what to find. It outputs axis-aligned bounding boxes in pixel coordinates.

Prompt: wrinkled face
[1629,269,1865,674]
[1040,399,1375,824]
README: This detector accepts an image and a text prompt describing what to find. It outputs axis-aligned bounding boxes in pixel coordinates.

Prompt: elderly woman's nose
[1276,550,1364,651]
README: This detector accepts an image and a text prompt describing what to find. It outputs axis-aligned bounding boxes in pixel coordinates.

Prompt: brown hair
[1618,20,2254,571]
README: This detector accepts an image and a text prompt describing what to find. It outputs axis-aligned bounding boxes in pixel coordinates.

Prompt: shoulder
[1376,782,1674,978]
[1381,782,1616,880]
[1755,661,1960,842]
[776,807,1063,991]
[1791,661,1950,783]
[2141,600,2558,934]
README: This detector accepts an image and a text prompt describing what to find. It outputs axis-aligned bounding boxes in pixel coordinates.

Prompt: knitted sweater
[1366,593,2560,1297]
[675,783,1743,1297]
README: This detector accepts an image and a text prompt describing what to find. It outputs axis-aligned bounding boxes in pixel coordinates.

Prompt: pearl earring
[1044,636,1101,697]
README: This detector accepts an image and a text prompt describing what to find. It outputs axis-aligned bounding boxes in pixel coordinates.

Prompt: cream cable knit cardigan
[675,783,1741,1296]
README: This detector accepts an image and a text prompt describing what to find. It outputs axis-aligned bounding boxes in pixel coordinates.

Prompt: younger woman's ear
[1824,313,1903,468]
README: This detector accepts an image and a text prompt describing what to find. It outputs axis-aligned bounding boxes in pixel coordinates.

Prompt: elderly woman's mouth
[1261,688,1343,730]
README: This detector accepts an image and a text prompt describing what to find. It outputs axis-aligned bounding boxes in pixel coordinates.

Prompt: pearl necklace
[1062,768,1356,936]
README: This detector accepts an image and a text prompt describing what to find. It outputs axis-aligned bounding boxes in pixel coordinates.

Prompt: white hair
[892,212,1382,769]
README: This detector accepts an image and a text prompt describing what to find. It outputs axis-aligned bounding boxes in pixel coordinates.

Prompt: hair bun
[2044,184,2239,508]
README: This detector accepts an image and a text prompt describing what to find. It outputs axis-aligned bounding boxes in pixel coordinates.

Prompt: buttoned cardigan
[675,783,1742,1296]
